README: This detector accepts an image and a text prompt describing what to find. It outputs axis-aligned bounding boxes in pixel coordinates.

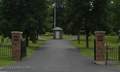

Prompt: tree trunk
[77,34,80,44]
[32,35,36,43]
[86,28,89,48]
[26,34,29,47]
[37,31,38,40]
[36,34,38,40]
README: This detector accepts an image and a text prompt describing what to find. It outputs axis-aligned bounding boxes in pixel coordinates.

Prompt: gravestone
[109,35,110,38]
[1,37,4,43]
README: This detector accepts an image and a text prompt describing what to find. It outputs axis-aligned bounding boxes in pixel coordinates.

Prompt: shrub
[44,32,53,36]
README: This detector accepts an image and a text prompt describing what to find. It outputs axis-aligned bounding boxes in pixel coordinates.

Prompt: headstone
[109,35,110,38]
[117,42,120,46]
[106,42,110,46]
[1,37,4,44]
[105,44,106,46]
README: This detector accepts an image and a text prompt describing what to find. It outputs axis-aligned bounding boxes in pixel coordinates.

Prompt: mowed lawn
[40,35,72,39]
[70,35,120,66]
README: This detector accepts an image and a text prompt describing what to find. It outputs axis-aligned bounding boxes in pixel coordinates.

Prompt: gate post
[117,43,120,62]
[11,31,23,61]
[94,31,106,65]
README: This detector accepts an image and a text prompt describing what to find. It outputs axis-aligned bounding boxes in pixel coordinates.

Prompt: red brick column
[94,31,105,65]
[11,31,23,61]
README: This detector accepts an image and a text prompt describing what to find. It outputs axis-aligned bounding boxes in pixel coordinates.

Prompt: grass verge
[26,40,46,57]
[0,59,17,67]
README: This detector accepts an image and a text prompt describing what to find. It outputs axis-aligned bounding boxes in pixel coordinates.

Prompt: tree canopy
[111,0,120,30]
[0,0,53,44]
[65,0,111,47]
[0,0,119,47]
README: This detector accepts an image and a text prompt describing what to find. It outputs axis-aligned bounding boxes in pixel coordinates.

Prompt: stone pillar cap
[11,31,23,34]
[94,31,106,33]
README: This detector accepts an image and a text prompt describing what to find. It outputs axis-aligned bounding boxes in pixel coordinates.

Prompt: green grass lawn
[0,59,17,67]
[40,35,53,39]
[40,35,72,39]
[71,35,95,57]
[0,39,46,67]
[26,40,46,57]
[63,35,72,39]
[70,35,120,66]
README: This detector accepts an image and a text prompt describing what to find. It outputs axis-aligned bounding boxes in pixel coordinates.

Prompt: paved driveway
[0,36,120,72]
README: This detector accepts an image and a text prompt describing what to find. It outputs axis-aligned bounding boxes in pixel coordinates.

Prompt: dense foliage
[0,0,53,45]
[65,0,111,47]
[0,0,119,47]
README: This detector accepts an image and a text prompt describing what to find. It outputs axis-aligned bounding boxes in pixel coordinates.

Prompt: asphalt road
[0,36,120,72]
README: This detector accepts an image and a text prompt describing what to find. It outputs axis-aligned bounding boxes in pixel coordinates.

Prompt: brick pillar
[94,31,106,65]
[11,31,23,61]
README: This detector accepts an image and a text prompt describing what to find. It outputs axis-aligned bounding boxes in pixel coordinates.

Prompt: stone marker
[1,37,4,43]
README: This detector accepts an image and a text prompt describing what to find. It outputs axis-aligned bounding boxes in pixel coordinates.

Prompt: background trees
[0,0,53,46]
[65,0,84,34]
[56,0,69,34]
[110,0,120,33]
[0,0,119,48]
[65,0,112,47]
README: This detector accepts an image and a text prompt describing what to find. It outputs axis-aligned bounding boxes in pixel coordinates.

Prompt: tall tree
[65,0,85,34]
[111,0,120,31]
[0,0,52,46]
[65,0,92,47]
[65,0,111,48]
[86,0,111,47]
